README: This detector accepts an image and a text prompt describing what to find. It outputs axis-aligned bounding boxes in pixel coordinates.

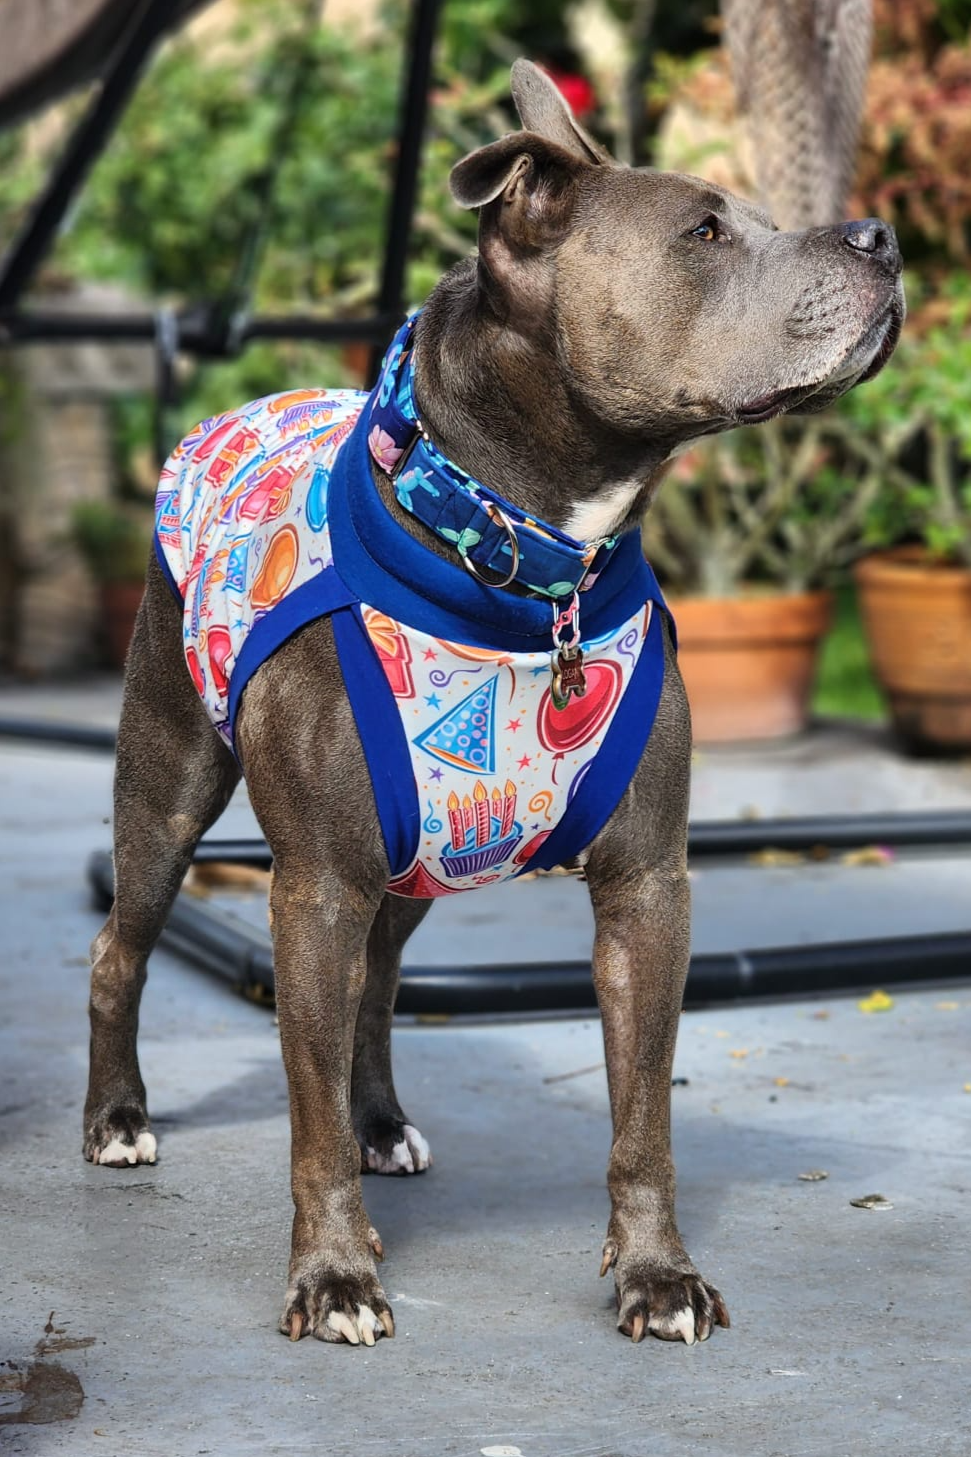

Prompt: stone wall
[0,284,153,675]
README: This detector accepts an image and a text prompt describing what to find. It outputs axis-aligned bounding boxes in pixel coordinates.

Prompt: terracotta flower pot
[671,589,833,743]
[854,547,971,751]
[100,581,145,670]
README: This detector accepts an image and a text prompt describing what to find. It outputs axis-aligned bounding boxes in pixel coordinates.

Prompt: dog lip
[858,298,903,383]
[758,293,905,418]
[736,388,796,424]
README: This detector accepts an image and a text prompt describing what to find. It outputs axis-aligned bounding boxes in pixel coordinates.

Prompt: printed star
[429,766,443,782]
[517,754,532,770]
[505,718,522,733]
[422,647,438,661]
[531,664,548,676]
[425,692,441,708]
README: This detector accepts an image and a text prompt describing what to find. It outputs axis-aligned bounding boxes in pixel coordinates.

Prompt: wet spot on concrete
[34,1336,96,1357]
[0,1362,84,1426]
[34,1313,97,1358]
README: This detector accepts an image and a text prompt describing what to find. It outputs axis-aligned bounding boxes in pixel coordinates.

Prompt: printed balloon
[207,625,232,698]
[514,830,551,866]
[251,524,299,609]
[186,644,206,697]
[537,660,622,754]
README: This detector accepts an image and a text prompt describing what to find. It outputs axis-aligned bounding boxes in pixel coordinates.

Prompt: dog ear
[449,132,586,245]
[510,58,613,167]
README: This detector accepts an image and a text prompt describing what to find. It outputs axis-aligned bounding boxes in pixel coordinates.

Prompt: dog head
[450,60,904,453]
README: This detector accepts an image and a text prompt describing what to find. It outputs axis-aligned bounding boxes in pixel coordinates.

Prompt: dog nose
[840,218,901,272]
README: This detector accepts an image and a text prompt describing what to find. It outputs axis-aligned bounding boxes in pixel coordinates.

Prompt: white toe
[99,1138,137,1166]
[98,1132,156,1167]
[403,1125,431,1169]
[326,1311,359,1344]
[134,1132,157,1164]
[650,1306,697,1344]
[365,1126,431,1175]
[357,1305,380,1345]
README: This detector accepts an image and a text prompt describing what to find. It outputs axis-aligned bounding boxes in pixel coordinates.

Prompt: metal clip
[550,592,587,709]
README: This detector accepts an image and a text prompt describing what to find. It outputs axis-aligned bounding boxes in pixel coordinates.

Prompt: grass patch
[812,584,885,721]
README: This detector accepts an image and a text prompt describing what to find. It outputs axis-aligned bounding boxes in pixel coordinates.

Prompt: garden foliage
[1,0,970,583]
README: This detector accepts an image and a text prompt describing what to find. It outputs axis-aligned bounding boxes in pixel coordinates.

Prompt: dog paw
[361,1122,432,1176]
[83,1110,157,1167]
[603,1244,730,1345]
[281,1270,394,1346]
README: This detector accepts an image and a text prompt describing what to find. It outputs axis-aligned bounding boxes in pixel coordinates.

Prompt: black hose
[191,811,971,863]
[7,716,971,855]
[0,718,118,753]
[87,849,971,1014]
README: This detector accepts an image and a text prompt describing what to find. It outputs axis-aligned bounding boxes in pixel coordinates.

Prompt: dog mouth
[735,291,905,425]
[857,298,903,382]
[736,388,803,425]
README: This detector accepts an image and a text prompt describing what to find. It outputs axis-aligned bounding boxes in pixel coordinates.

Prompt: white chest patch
[563,478,645,543]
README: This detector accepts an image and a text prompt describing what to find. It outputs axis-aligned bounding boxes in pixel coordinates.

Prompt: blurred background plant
[852,273,971,565]
[70,498,153,585]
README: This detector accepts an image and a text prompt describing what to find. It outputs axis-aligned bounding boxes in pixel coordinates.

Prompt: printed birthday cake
[441,780,522,878]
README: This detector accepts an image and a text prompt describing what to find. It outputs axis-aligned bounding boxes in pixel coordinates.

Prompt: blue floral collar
[366,313,619,600]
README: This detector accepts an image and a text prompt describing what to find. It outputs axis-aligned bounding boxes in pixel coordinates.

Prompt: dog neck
[385,263,672,548]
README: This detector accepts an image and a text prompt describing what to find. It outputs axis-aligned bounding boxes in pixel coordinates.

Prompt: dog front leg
[271,862,393,1346]
[353,893,434,1174]
[586,864,730,1345]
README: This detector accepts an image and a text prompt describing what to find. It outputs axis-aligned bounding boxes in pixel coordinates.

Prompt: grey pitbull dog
[84,61,903,1347]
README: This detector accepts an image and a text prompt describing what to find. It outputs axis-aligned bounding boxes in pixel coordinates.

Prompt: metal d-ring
[460,502,520,588]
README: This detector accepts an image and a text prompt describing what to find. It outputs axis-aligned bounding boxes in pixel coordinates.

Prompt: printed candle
[491,786,503,837]
[500,779,517,838]
[473,780,490,846]
[462,794,473,837]
[447,792,464,851]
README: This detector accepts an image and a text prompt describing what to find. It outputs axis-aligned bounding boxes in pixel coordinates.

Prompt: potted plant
[851,281,971,751]
[71,499,152,669]
[645,412,887,742]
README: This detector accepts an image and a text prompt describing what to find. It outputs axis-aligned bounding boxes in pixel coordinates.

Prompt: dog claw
[600,1240,618,1278]
[616,1267,728,1346]
[712,1291,731,1329]
[379,1310,395,1338]
[368,1227,384,1261]
[289,1312,304,1342]
[327,1311,360,1345]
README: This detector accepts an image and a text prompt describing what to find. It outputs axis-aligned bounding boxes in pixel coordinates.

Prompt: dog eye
[688,217,721,242]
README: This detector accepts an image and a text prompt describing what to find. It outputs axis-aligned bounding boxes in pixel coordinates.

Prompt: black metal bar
[0,310,404,347]
[366,0,442,381]
[688,811,971,857]
[86,849,971,1013]
[0,718,119,753]
[154,308,181,468]
[189,808,971,866]
[0,0,176,314]
[5,711,971,857]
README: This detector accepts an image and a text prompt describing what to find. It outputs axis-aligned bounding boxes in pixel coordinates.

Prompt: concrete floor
[2,683,971,1456]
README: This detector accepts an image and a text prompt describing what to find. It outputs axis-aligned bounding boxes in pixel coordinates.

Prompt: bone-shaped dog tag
[550,647,587,711]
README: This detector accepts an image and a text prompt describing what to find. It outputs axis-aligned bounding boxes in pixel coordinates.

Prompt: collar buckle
[389,422,426,481]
